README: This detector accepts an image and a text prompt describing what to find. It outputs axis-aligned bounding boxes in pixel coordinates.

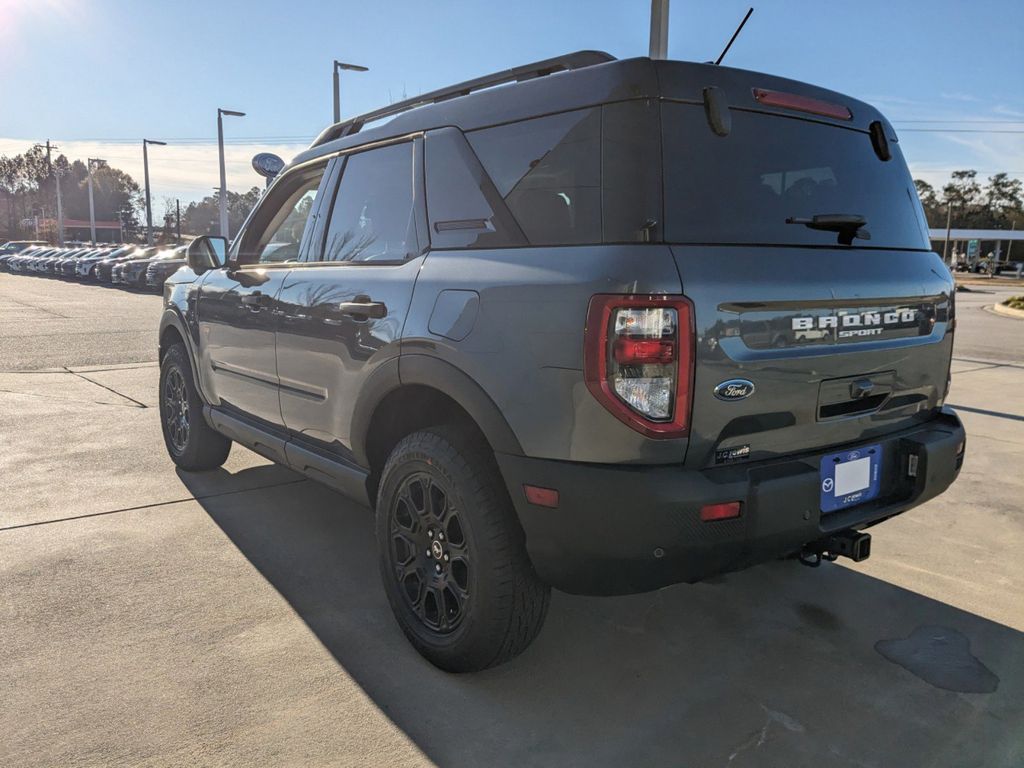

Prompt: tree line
[914,171,1023,232]
[3,145,1022,244]
[0,147,141,240]
[0,147,262,243]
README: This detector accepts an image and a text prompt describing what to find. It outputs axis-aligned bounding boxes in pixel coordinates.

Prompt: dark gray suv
[158,51,965,671]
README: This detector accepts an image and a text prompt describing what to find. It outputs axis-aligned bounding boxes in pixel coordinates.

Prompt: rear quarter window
[662,103,930,249]
[467,108,602,246]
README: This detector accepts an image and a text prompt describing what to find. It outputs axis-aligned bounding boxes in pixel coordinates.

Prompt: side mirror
[186,235,227,274]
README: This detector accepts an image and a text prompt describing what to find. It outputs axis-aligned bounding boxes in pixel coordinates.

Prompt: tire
[159,342,231,470]
[376,426,550,672]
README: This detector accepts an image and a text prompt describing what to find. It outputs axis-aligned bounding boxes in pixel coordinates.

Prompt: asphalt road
[1,273,1022,767]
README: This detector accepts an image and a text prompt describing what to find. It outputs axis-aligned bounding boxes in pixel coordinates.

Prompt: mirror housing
[186,235,227,274]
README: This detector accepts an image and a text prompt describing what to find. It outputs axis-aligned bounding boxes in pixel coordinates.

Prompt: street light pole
[142,139,167,246]
[943,200,953,264]
[217,108,245,240]
[649,0,670,60]
[332,60,369,123]
[87,157,104,245]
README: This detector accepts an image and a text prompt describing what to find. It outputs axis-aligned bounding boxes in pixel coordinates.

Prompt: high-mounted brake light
[584,295,694,438]
[752,88,852,121]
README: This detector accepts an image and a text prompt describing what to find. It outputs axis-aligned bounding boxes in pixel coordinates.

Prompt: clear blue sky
[1,0,1021,202]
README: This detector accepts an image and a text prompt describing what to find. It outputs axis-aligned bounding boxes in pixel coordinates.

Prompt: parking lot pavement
[0,274,162,371]
[2,277,1023,767]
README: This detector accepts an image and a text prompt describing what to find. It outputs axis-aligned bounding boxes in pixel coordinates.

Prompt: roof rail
[310,50,616,148]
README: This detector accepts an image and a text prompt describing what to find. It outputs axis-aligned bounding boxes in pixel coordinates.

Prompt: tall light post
[333,60,368,123]
[217,108,245,240]
[143,139,167,246]
[942,200,954,264]
[87,157,104,245]
[649,0,669,60]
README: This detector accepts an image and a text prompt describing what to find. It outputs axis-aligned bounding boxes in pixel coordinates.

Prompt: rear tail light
[584,295,694,438]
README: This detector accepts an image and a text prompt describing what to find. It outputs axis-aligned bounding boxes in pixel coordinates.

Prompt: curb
[992,302,1024,320]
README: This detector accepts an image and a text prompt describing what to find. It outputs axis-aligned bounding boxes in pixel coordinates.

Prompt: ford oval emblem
[714,379,755,401]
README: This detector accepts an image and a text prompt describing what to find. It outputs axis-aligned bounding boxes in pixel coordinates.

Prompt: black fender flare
[349,353,523,468]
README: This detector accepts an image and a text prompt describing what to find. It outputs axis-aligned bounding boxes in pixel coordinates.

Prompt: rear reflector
[700,501,742,522]
[524,485,559,508]
[752,88,852,121]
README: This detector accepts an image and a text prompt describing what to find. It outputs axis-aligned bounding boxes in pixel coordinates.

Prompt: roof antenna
[714,7,753,65]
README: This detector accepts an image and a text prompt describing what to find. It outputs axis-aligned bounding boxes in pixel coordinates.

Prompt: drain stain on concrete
[875,625,999,693]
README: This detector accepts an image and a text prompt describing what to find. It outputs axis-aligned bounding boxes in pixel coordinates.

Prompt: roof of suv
[291,53,894,170]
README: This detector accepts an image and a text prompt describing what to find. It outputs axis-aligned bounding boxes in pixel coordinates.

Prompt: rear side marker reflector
[753,88,852,121]
[700,501,742,522]
[524,485,559,508]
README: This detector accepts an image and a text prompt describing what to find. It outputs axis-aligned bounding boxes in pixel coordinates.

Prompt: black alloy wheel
[163,366,190,455]
[389,472,471,633]
[158,343,231,470]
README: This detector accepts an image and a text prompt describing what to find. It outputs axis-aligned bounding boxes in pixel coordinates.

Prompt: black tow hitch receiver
[799,530,872,567]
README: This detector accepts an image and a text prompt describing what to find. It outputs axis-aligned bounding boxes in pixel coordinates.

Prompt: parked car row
[0,241,187,290]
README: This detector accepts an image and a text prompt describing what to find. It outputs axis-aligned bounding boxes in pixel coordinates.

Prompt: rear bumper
[497,408,965,595]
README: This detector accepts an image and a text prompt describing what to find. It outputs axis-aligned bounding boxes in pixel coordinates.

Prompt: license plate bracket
[820,443,882,513]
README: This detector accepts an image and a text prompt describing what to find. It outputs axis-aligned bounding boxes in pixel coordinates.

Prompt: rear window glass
[662,103,930,249]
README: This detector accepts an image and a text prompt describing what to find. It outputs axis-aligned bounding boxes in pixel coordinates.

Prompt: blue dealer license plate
[820,444,882,513]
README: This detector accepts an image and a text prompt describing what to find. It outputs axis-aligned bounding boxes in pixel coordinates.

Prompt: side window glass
[425,127,526,249]
[467,108,601,246]
[322,142,417,262]
[236,167,325,265]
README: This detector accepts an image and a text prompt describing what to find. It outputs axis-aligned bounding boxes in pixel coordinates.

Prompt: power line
[899,128,1024,134]
[893,119,1024,124]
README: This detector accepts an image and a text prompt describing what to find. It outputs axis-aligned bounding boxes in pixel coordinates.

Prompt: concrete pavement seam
[0,388,146,409]
[62,367,149,409]
[947,404,1024,423]
[0,478,310,533]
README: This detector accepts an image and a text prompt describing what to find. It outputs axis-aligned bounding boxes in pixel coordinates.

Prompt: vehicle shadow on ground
[179,468,1024,767]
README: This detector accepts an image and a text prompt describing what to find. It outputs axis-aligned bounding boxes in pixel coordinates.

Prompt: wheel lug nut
[427,529,433,538]
[443,554,449,562]
[438,532,444,541]
[426,549,432,557]
[435,563,442,573]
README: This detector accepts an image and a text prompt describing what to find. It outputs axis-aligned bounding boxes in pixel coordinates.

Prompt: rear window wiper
[785,214,871,246]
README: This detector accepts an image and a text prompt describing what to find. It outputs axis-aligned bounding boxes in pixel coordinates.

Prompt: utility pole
[217,108,245,240]
[942,200,953,264]
[142,138,167,246]
[1007,221,1016,262]
[87,157,104,245]
[35,141,63,244]
[649,0,670,60]
[333,60,369,123]
[176,199,181,244]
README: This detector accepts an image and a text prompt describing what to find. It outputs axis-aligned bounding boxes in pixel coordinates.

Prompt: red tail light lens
[584,295,694,438]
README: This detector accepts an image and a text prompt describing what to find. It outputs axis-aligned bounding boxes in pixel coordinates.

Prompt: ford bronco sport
[158,51,966,671]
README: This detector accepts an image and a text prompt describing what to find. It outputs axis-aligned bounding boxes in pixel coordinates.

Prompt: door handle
[241,292,265,309]
[334,298,387,320]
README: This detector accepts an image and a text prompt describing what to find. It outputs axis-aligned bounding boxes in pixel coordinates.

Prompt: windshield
[662,104,930,249]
